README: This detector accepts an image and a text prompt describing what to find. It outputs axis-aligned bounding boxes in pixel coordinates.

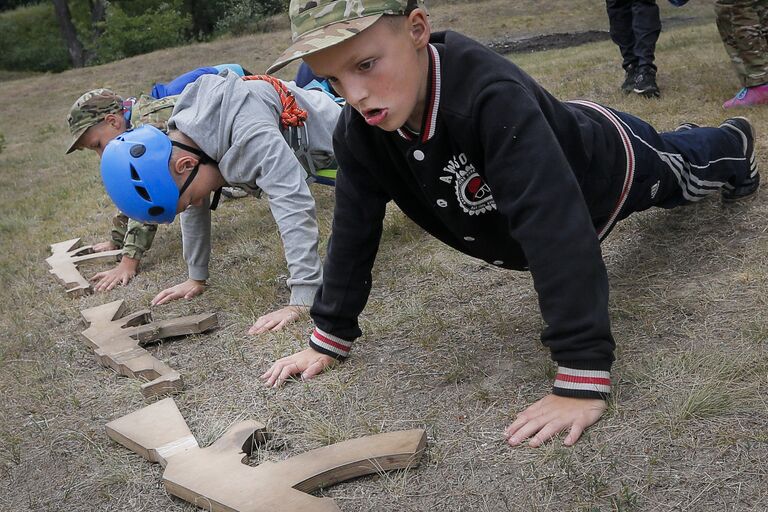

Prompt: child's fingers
[564,423,585,446]
[151,290,169,305]
[274,362,300,387]
[271,318,290,332]
[528,421,565,448]
[89,272,106,282]
[154,293,177,305]
[506,417,546,446]
[249,318,274,335]
[504,413,531,437]
[302,359,326,380]
[263,359,289,386]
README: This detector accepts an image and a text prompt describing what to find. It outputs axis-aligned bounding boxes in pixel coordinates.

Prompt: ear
[104,113,125,130]
[407,8,430,49]
[171,154,199,178]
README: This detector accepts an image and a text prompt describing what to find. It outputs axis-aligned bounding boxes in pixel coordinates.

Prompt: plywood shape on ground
[106,398,427,512]
[46,238,122,296]
[81,300,218,397]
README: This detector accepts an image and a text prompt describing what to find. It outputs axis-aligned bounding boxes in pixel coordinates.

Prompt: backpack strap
[241,75,333,186]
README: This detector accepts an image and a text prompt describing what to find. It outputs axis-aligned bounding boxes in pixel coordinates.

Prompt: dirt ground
[1,1,766,511]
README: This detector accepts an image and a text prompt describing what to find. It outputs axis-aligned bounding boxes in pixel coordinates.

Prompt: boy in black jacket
[262,0,760,448]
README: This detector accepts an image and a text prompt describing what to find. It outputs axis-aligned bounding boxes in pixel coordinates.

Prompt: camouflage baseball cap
[66,88,124,154]
[267,0,426,74]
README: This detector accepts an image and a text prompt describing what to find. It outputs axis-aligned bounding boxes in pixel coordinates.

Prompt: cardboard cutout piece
[106,398,427,511]
[47,238,122,296]
[81,300,218,397]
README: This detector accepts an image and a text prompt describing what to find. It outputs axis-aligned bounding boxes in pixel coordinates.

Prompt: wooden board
[106,398,427,512]
[81,300,218,397]
[46,238,122,296]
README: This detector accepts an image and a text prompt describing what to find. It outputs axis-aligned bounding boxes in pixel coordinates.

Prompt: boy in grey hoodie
[142,70,341,333]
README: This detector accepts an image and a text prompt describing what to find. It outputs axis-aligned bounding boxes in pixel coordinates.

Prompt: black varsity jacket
[308,31,633,399]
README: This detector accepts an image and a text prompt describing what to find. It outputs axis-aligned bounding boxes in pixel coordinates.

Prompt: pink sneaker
[723,84,768,109]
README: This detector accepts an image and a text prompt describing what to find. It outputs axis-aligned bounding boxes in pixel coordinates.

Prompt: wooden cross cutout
[81,300,218,397]
[46,238,122,296]
[106,398,427,512]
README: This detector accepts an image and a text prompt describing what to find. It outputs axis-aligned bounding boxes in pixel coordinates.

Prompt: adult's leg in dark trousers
[607,0,639,70]
[610,110,752,217]
[631,0,662,71]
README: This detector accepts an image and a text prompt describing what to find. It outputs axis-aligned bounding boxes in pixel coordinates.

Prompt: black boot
[621,64,638,94]
[633,67,660,98]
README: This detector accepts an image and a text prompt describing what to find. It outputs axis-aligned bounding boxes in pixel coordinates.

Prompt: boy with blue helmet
[66,65,251,293]
[101,70,342,334]
[66,88,175,292]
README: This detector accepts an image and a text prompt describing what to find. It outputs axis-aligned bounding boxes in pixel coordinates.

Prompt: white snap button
[413,150,425,161]
[464,236,475,242]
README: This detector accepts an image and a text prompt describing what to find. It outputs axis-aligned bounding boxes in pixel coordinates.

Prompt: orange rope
[242,74,308,129]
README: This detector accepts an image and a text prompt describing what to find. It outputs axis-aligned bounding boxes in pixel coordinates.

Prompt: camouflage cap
[66,88,124,154]
[267,0,426,74]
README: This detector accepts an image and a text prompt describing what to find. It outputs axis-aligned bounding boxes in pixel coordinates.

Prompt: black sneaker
[621,65,638,94]
[719,117,760,202]
[633,68,660,98]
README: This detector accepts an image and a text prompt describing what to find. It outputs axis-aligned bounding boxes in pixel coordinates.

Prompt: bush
[214,0,287,36]
[0,3,71,72]
[90,1,192,64]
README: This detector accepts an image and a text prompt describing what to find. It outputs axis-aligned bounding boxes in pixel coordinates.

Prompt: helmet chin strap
[171,140,222,210]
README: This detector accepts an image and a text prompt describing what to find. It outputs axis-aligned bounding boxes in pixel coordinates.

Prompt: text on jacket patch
[440,153,497,216]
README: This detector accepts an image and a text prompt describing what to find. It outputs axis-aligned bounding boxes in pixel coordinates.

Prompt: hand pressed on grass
[505,393,606,448]
[248,305,308,335]
[261,347,336,388]
[90,256,139,292]
[151,278,206,306]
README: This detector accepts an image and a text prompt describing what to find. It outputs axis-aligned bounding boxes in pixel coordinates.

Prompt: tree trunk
[52,0,85,68]
[89,0,106,36]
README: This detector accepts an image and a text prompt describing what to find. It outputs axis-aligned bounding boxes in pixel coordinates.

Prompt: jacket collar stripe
[422,44,441,143]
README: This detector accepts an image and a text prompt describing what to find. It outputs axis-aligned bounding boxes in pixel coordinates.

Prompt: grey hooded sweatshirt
[168,71,341,306]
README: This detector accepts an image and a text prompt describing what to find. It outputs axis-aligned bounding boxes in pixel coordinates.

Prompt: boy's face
[78,114,127,156]
[305,10,430,132]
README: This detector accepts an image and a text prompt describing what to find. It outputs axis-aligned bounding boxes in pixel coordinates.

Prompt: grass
[1,0,767,510]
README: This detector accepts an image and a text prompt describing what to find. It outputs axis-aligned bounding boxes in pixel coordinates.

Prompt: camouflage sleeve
[111,212,129,249]
[122,219,158,260]
[131,94,177,133]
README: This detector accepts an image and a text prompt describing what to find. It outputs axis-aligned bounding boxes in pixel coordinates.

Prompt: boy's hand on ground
[261,348,336,388]
[151,279,206,306]
[248,305,308,335]
[504,394,606,448]
[90,257,139,292]
[92,241,118,252]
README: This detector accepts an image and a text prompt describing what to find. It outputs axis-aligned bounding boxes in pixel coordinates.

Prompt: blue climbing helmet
[100,125,179,224]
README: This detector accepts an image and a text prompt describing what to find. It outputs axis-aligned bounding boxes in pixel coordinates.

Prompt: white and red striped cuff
[553,367,611,396]
[309,328,352,359]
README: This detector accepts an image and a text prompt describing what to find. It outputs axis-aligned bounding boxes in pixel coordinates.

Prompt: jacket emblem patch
[441,153,497,215]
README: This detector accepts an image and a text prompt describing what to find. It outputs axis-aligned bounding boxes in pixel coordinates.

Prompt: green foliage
[0,3,70,72]
[214,0,287,35]
[0,0,288,72]
[90,1,192,63]
[0,0,43,12]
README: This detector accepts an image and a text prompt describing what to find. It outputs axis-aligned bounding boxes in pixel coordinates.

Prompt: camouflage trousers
[111,212,158,260]
[715,0,768,87]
